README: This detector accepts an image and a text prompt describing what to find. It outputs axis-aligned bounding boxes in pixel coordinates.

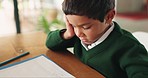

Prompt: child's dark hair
[62,0,115,22]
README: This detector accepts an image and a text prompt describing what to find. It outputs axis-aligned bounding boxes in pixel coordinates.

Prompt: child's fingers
[65,17,72,27]
[64,16,75,37]
[65,17,73,30]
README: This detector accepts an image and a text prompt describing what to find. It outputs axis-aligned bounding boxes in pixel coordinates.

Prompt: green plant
[49,18,65,29]
[37,15,65,34]
[38,15,50,33]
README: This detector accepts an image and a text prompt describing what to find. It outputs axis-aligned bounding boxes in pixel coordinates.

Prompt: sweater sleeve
[119,44,148,78]
[46,29,76,51]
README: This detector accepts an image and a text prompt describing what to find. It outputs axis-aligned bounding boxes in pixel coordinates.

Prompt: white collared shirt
[81,22,115,51]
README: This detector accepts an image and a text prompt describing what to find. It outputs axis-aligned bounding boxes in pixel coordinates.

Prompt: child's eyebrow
[77,22,91,27]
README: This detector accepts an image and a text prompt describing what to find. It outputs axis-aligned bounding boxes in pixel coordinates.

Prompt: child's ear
[104,9,115,24]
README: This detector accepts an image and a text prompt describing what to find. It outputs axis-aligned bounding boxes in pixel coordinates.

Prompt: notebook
[0,55,75,78]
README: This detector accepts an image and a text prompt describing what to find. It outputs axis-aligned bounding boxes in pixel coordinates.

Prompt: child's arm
[62,17,75,40]
[119,45,148,78]
[46,30,76,51]
[46,17,76,51]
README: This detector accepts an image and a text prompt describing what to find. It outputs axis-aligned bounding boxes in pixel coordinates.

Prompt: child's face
[66,15,108,45]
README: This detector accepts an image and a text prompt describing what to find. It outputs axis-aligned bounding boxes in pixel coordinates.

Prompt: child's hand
[62,17,75,39]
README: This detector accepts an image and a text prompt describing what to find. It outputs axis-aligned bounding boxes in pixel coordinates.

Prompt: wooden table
[0,31,104,78]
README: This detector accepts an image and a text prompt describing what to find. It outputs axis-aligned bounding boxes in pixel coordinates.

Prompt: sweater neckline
[79,22,123,61]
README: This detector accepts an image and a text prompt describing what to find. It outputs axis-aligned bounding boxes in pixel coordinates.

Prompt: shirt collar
[81,22,115,51]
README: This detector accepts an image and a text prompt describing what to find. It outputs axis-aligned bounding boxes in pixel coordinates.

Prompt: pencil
[0,52,30,67]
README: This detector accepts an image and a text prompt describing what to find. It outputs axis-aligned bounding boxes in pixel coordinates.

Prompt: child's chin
[83,41,91,45]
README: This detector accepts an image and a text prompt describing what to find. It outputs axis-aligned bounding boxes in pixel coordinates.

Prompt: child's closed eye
[82,25,92,30]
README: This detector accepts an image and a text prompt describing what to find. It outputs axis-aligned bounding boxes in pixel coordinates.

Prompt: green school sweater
[46,22,148,78]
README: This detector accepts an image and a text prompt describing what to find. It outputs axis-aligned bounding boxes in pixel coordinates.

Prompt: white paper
[0,55,75,78]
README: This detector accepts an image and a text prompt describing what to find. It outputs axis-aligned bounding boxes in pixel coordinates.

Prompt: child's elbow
[45,40,53,50]
[45,40,61,51]
[45,41,50,48]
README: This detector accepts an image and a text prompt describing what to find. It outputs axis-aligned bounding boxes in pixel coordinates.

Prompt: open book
[0,55,75,78]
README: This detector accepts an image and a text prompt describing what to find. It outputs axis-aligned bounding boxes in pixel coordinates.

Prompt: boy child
[46,0,148,78]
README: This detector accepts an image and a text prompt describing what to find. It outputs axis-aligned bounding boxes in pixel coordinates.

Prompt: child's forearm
[61,30,75,40]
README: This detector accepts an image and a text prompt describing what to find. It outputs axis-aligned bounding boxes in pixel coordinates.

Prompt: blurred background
[0,0,148,37]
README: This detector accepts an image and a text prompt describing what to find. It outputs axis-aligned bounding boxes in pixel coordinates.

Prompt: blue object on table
[0,52,30,67]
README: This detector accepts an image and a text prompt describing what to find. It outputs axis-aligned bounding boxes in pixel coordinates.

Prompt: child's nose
[75,28,83,37]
